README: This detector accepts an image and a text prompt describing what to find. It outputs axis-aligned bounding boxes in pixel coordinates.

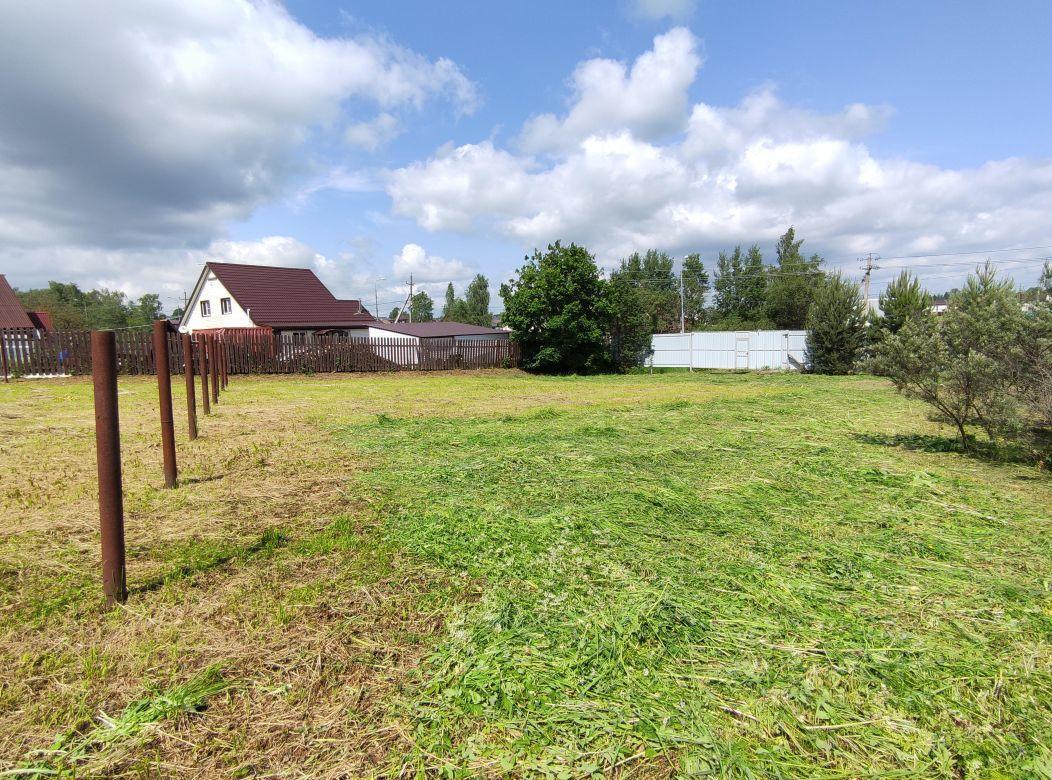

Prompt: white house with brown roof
[179,262,376,336]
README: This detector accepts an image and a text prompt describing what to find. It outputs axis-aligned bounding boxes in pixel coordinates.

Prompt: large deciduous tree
[409,291,434,322]
[501,242,649,373]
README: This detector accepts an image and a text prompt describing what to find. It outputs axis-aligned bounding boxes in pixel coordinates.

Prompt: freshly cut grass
[1,370,1049,777]
[330,374,1052,777]
[11,666,229,778]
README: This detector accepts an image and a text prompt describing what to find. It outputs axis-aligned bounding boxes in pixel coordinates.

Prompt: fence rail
[1,327,518,379]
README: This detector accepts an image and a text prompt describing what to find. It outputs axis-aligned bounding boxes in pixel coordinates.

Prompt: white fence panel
[650,330,806,370]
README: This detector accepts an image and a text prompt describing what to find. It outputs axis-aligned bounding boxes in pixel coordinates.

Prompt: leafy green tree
[17,282,90,329]
[388,306,401,321]
[681,253,709,329]
[712,245,768,325]
[410,291,434,322]
[877,271,932,335]
[127,293,164,327]
[606,272,653,371]
[713,246,742,319]
[738,245,767,320]
[17,281,172,329]
[500,242,611,373]
[464,274,492,326]
[612,250,678,333]
[805,272,866,374]
[765,227,824,328]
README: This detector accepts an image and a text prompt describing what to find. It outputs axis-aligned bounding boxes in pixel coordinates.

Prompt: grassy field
[1,370,1049,778]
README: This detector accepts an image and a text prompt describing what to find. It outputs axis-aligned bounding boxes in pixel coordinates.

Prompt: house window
[200,300,211,317]
[220,297,232,315]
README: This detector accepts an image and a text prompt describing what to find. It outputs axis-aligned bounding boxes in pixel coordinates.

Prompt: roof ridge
[206,260,317,272]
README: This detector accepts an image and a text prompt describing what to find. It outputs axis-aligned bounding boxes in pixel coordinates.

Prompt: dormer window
[200,300,211,317]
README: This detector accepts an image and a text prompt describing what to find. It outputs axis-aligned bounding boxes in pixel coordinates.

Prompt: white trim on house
[179,267,257,333]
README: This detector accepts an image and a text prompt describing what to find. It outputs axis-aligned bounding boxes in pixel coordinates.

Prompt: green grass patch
[331,376,1051,777]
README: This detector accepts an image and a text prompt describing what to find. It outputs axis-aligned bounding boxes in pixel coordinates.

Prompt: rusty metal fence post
[91,330,127,606]
[220,339,228,389]
[153,320,178,488]
[209,335,219,405]
[197,333,210,416]
[182,332,198,440]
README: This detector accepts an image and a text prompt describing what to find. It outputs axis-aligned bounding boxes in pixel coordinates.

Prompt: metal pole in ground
[2,340,8,383]
[220,339,228,389]
[153,320,178,488]
[182,332,198,440]
[91,330,126,606]
[197,333,210,416]
[209,335,219,405]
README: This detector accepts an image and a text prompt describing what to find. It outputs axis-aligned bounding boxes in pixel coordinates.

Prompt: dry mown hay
[0,375,464,777]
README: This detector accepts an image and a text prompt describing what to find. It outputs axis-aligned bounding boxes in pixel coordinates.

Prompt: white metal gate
[650,330,807,370]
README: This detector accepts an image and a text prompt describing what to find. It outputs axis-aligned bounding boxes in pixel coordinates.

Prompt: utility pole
[679,260,686,334]
[408,273,414,323]
[862,254,878,312]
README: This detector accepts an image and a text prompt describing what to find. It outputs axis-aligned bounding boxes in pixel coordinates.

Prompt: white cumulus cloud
[519,27,701,153]
[385,28,1052,278]
[0,0,477,251]
[392,243,472,283]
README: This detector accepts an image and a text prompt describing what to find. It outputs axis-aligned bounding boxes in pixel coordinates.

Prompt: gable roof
[205,262,376,328]
[369,320,508,338]
[0,275,34,329]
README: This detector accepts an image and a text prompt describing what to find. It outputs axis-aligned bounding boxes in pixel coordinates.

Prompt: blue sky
[1,0,1050,313]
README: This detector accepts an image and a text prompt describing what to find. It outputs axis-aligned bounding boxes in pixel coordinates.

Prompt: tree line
[604,227,826,333]
[387,274,493,326]
[15,281,167,330]
[497,226,833,374]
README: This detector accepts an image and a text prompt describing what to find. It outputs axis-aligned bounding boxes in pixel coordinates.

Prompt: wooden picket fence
[0,326,518,379]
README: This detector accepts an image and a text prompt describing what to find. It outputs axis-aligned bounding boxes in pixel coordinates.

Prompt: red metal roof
[206,262,376,328]
[368,321,509,338]
[0,275,33,329]
[27,311,54,331]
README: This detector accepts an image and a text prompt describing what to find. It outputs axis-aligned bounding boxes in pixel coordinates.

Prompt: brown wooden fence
[1,326,518,379]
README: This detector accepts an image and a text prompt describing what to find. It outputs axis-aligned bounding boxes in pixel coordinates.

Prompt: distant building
[354,320,509,342]
[178,262,376,337]
[931,295,950,315]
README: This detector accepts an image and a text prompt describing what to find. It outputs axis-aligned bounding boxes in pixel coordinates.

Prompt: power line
[856,244,1052,263]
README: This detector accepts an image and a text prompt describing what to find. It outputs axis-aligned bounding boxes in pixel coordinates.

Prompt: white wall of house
[366,326,418,342]
[179,272,256,333]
